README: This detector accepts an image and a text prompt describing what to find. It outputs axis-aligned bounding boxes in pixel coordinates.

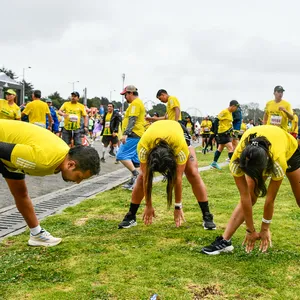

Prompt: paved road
[0,140,124,209]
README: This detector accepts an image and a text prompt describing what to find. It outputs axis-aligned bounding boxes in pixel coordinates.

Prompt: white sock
[113,145,118,155]
[30,225,42,235]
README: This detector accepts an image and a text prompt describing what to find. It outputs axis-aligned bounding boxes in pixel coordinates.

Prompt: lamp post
[110,89,116,102]
[22,66,31,104]
[121,73,125,112]
[69,81,79,91]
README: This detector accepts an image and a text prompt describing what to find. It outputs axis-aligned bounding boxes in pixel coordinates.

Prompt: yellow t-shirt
[230,125,298,181]
[264,99,292,131]
[103,112,112,135]
[60,102,87,130]
[200,120,212,134]
[0,119,69,176]
[122,98,145,137]
[137,120,189,165]
[167,96,182,121]
[0,99,21,120]
[239,122,247,134]
[22,100,50,125]
[291,114,298,134]
[217,108,233,134]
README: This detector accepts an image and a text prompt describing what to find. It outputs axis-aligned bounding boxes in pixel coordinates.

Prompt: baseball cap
[274,85,285,92]
[71,91,80,97]
[6,89,16,95]
[46,98,52,103]
[120,85,138,95]
[229,100,239,107]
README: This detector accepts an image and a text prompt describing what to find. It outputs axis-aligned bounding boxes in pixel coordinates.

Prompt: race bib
[204,127,209,132]
[270,115,282,126]
[105,121,110,128]
[69,114,78,122]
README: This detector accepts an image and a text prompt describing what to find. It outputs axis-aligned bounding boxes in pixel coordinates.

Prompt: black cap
[71,91,80,97]
[229,100,239,107]
[274,85,285,92]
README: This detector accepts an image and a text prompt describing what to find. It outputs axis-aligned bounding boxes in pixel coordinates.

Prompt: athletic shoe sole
[118,221,137,229]
[201,245,234,255]
[28,238,62,247]
[203,223,217,230]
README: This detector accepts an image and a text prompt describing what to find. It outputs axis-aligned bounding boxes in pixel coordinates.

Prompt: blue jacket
[46,106,59,132]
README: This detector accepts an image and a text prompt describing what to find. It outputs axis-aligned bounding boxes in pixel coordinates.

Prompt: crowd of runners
[0,84,299,255]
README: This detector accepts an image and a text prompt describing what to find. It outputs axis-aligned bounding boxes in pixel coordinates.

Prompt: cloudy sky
[2,0,300,115]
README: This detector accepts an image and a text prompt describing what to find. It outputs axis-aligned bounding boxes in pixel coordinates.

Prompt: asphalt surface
[0,140,124,209]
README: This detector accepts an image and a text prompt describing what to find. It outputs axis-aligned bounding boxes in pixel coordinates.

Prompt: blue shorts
[116,137,140,163]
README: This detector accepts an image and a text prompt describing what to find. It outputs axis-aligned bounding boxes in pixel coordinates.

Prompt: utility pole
[22,66,31,104]
[121,73,125,113]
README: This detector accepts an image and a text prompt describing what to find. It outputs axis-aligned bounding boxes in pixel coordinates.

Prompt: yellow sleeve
[169,97,180,110]
[45,105,50,114]
[137,144,148,164]
[229,160,244,177]
[22,103,31,115]
[176,147,189,165]
[81,106,87,117]
[128,102,141,117]
[59,103,65,111]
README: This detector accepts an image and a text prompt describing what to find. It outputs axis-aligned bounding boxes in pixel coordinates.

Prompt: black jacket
[100,111,122,136]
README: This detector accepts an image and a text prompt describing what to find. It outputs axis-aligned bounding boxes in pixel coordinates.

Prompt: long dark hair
[145,139,177,208]
[237,133,273,197]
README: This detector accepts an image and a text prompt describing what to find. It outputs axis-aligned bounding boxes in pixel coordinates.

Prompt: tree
[147,103,166,116]
[240,102,264,123]
[48,92,65,109]
[0,66,18,79]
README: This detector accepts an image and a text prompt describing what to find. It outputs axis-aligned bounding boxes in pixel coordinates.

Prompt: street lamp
[110,89,116,102]
[69,81,79,91]
[22,66,31,104]
[121,73,125,112]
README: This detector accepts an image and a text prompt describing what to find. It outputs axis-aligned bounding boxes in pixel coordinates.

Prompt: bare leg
[5,178,39,228]
[120,160,136,172]
[185,147,207,202]
[131,174,144,204]
[223,176,258,240]
[286,168,300,207]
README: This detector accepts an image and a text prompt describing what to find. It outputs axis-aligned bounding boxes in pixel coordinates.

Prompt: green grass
[1,151,300,299]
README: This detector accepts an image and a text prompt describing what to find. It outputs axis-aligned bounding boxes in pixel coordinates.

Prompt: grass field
[1,151,300,299]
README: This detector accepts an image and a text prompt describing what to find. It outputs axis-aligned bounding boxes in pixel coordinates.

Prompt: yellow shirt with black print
[0,99,21,120]
[167,96,182,121]
[217,108,233,134]
[230,125,298,181]
[137,120,189,165]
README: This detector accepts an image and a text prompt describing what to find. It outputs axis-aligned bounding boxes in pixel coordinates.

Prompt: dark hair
[132,91,139,96]
[145,139,177,208]
[236,134,273,197]
[156,89,168,98]
[107,102,114,108]
[33,90,41,98]
[68,146,100,175]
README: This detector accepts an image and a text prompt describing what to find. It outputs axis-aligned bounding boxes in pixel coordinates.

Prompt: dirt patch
[188,284,224,299]
[74,217,89,226]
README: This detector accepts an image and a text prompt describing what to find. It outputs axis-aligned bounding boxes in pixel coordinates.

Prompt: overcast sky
[2,0,300,115]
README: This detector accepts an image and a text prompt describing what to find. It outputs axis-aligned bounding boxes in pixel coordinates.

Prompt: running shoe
[225,158,230,162]
[201,236,234,255]
[203,212,216,230]
[115,160,120,164]
[210,161,221,170]
[118,212,137,229]
[100,157,106,163]
[28,229,62,247]
[109,150,116,157]
[202,149,207,154]
[122,174,138,189]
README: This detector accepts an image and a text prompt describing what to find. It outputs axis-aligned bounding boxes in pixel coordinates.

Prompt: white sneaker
[28,229,62,247]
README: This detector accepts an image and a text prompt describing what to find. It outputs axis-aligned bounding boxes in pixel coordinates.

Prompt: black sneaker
[203,212,216,230]
[109,150,116,157]
[100,157,106,163]
[201,236,234,255]
[118,213,137,229]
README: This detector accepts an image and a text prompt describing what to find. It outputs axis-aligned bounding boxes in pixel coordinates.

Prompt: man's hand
[278,106,286,112]
[121,135,127,144]
[242,231,261,253]
[174,209,185,227]
[47,126,52,131]
[143,206,155,225]
[259,229,272,253]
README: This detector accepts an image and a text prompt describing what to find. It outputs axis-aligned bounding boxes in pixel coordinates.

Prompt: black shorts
[202,133,210,138]
[0,160,25,180]
[216,133,231,145]
[102,135,119,147]
[286,146,300,173]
